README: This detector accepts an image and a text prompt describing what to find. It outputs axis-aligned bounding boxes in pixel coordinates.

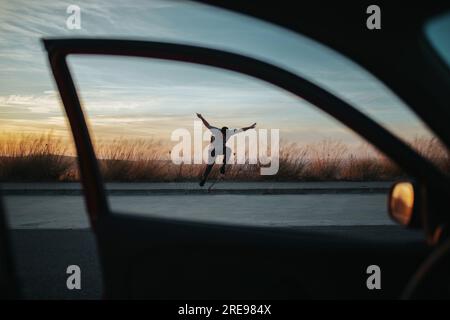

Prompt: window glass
[68,55,396,227]
[425,11,450,68]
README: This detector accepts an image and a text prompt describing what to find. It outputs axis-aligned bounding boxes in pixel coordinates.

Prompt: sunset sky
[0,0,438,147]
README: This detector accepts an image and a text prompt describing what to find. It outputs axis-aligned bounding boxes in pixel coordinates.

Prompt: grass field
[0,132,448,182]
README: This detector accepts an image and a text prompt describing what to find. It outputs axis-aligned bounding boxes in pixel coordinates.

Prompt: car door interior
[42,38,450,299]
[0,193,19,299]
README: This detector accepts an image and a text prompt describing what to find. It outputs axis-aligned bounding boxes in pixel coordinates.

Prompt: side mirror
[388,181,420,227]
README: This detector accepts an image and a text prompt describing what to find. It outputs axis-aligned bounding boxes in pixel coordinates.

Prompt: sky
[0,0,441,148]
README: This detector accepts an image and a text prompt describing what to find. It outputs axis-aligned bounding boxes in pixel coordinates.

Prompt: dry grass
[0,132,448,182]
[410,136,450,173]
[95,138,170,182]
[0,132,73,181]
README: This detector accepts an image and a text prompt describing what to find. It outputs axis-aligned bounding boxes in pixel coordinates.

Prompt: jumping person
[196,113,256,187]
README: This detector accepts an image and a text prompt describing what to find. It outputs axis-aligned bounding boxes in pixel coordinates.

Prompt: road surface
[4,193,394,228]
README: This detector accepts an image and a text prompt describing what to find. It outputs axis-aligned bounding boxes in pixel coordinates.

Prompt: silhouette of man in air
[196,113,256,187]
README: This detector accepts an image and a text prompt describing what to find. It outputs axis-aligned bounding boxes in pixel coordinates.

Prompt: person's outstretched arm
[196,113,213,129]
[242,123,257,131]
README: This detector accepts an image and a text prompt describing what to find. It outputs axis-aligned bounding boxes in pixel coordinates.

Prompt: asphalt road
[4,193,394,228]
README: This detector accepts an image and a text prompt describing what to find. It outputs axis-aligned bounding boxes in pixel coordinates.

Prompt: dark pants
[201,148,227,183]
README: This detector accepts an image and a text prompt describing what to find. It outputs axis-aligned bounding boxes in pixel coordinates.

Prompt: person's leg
[200,164,214,186]
[220,146,231,174]
[200,148,215,186]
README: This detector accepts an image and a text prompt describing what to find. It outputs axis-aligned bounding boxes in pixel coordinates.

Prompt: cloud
[0,94,60,113]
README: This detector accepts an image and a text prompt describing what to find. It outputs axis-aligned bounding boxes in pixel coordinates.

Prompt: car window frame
[42,38,450,230]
